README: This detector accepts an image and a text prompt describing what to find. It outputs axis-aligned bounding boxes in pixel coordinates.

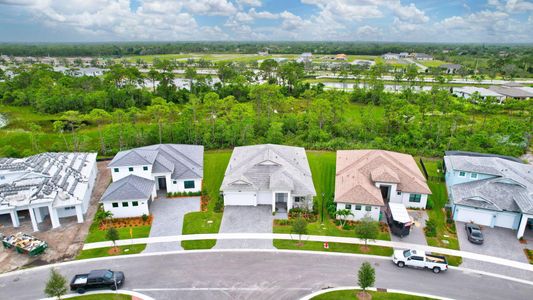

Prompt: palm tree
[336,209,354,227]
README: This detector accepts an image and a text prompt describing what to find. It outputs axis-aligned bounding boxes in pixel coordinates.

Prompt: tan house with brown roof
[334,150,432,221]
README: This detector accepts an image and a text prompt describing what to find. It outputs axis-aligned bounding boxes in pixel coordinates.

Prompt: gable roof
[100,175,154,202]
[335,150,431,206]
[220,144,316,196]
[108,144,203,180]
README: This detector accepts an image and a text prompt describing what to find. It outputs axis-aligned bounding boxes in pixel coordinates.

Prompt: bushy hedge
[166,191,202,197]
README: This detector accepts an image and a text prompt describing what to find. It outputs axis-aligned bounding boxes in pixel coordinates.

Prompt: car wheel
[433,267,441,274]
[397,261,405,268]
[77,288,85,294]
[111,285,117,291]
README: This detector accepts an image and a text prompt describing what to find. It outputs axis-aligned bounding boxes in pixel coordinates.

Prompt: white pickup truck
[393,249,448,273]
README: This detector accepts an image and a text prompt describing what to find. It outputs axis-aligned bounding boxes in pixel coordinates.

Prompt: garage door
[454,207,493,226]
[224,192,256,206]
[494,212,519,229]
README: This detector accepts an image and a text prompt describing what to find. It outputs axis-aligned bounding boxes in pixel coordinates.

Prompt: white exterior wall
[400,193,428,209]
[336,202,380,221]
[103,199,150,218]
[257,191,272,205]
[453,205,520,229]
[224,191,257,206]
[167,178,202,193]
[153,172,171,191]
[111,165,153,182]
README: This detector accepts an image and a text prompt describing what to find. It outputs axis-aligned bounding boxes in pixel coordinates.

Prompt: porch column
[9,210,20,228]
[34,207,43,223]
[75,205,84,223]
[28,207,39,232]
[48,205,61,229]
[287,191,292,211]
[272,192,276,213]
[517,214,530,239]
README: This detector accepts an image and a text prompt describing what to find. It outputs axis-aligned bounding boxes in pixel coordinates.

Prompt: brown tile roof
[335,150,432,205]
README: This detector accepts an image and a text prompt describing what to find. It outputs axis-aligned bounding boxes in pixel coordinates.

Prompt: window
[113,168,119,173]
[65,206,75,210]
[173,180,177,184]
[294,196,305,203]
[345,204,352,210]
[411,256,423,261]
[365,206,372,212]
[143,166,148,171]
[112,203,119,208]
[122,202,129,207]
[355,205,362,210]
[128,167,134,172]
[409,194,422,203]
[132,201,139,207]
[471,173,478,179]
[184,180,195,189]
[397,191,401,196]
[459,171,466,177]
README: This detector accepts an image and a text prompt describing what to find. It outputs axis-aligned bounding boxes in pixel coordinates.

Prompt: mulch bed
[99,215,153,230]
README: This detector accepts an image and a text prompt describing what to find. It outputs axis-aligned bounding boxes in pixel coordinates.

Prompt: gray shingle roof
[221,144,316,196]
[100,175,154,202]
[108,144,203,179]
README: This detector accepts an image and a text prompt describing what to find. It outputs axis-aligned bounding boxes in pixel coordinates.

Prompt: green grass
[274,219,391,241]
[420,60,448,68]
[76,244,146,260]
[524,249,533,264]
[69,294,132,300]
[312,289,435,300]
[180,150,230,249]
[306,151,336,220]
[181,211,222,249]
[84,224,152,243]
[273,240,393,257]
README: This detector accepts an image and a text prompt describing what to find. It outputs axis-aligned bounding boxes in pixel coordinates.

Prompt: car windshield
[403,250,411,257]
[104,271,113,280]
[472,231,482,238]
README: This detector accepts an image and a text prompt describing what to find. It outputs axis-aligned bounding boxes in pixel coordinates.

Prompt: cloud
[237,0,261,7]
[356,25,381,38]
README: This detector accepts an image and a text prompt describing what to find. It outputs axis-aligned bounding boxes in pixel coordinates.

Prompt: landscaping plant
[44,268,67,300]
[291,217,308,246]
[357,262,375,299]
[355,217,380,248]
[106,227,120,252]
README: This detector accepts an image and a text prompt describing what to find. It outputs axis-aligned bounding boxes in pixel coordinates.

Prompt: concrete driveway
[456,221,531,279]
[390,210,428,245]
[143,196,200,253]
[215,206,274,249]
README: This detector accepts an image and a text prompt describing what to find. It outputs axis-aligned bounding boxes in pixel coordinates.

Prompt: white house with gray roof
[0,152,97,231]
[103,144,203,217]
[220,144,316,213]
[444,152,533,239]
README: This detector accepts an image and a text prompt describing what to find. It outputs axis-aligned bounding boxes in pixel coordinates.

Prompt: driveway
[143,197,200,253]
[215,206,274,249]
[456,221,531,279]
[390,210,428,245]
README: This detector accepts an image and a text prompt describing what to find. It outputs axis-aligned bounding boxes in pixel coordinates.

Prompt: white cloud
[356,25,381,38]
[391,3,429,23]
[237,0,261,7]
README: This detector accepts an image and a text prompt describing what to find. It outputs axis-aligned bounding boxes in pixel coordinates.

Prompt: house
[335,54,347,61]
[488,85,532,100]
[453,86,505,102]
[382,52,400,60]
[258,51,269,56]
[439,63,462,74]
[411,53,433,61]
[103,144,203,217]
[297,52,313,63]
[399,52,410,58]
[351,60,375,67]
[220,144,316,213]
[334,150,432,221]
[444,151,533,239]
[0,152,98,231]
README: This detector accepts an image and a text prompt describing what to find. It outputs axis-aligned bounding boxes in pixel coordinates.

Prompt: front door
[275,193,288,212]
[157,177,167,190]
[380,185,390,203]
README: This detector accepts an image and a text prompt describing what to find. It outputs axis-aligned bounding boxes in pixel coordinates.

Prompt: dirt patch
[108,247,121,255]
[0,161,111,274]
[357,291,372,300]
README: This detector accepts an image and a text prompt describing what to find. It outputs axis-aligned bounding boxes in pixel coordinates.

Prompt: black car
[70,269,125,294]
[465,223,484,244]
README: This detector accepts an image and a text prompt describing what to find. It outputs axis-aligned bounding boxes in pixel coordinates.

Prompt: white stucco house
[220,144,316,213]
[334,150,432,221]
[444,151,533,239]
[102,144,203,217]
[0,152,98,231]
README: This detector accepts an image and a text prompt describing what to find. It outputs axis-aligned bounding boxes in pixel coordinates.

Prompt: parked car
[393,249,448,273]
[465,223,484,244]
[70,269,125,294]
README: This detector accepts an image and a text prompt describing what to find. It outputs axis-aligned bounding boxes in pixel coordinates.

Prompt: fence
[419,158,445,182]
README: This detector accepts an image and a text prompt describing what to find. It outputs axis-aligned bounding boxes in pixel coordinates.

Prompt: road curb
[40,289,155,300]
[299,286,455,300]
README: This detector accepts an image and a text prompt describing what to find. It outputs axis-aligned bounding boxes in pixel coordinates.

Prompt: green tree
[44,268,67,300]
[291,218,308,245]
[266,122,284,144]
[88,108,111,154]
[53,120,69,150]
[147,97,170,144]
[357,262,375,296]
[355,217,380,246]
[335,209,353,227]
[95,209,113,227]
[106,227,120,248]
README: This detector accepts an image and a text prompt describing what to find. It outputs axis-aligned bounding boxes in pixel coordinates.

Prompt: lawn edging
[301,286,453,300]
[40,290,154,300]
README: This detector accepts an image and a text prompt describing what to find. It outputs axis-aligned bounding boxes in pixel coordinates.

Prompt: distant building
[297,52,313,63]
[439,63,462,74]
[335,54,347,61]
[411,53,433,61]
[399,52,410,58]
[351,60,375,67]
[382,52,400,60]
[488,85,533,100]
[258,51,269,56]
[453,86,505,102]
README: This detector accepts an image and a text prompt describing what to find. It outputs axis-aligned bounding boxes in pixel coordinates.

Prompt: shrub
[425,219,437,237]
[214,196,224,213]
[426,198,434,210]
[141,214,148,222]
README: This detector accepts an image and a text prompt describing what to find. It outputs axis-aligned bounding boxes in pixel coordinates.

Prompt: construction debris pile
[2,232,48,256]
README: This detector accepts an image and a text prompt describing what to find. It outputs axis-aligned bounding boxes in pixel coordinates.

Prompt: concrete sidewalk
[82,233,533,273]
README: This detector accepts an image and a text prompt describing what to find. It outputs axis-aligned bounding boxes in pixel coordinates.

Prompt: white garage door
[224,192,256,206]
[494,212,519,229]
[455,207,493,226]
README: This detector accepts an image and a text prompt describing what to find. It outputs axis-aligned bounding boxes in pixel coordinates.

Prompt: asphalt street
[0,251,532,300]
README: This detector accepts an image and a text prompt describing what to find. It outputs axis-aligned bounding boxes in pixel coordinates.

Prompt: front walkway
[143,196,200,253]
[214,206,274,249]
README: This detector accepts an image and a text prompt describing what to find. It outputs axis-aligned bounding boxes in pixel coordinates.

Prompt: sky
[0,0,532,43]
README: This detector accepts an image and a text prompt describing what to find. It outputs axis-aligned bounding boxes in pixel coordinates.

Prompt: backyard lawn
[181,150,230,249]
[76,244,147,260]
[312,289,435,300]
[273,240,393,257]
[306,151,336,220]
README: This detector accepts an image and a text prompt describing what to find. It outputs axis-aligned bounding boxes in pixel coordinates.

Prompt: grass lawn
[76,244,147,260]
[69,294,132,300]
[525,249,533,264]
[181,150,230,249]
[273,240,393,257]
[306,151,336,220]
[312,289,435,300]
[420,60,448,68]
[85,223,152,243]
[274,219,391,241]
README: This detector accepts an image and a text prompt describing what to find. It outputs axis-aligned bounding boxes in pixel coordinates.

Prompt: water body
[0,113,7,128]
[320,82,435,92]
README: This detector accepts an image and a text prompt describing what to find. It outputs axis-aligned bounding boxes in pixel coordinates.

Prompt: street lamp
[321,192,325,223]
